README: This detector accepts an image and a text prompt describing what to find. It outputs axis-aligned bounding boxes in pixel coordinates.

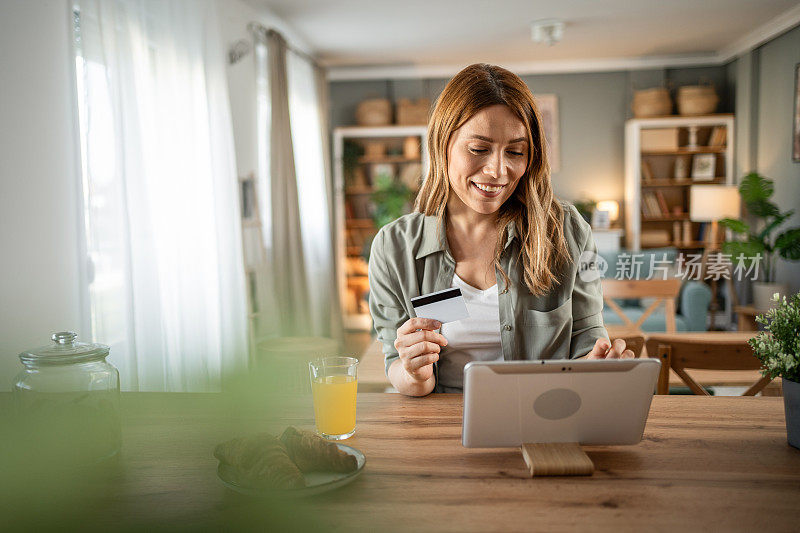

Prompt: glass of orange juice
[308,356,358,440]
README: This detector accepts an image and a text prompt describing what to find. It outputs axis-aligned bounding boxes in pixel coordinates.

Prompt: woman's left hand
[585,338,635,359]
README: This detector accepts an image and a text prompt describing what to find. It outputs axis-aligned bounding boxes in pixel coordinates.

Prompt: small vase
[752,282,788,310]
[784,378,800,449]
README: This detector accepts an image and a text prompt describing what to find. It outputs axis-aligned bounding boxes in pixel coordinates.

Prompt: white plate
[217,443,366,497]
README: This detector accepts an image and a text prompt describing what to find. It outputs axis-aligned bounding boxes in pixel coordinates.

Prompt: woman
[368,63,633,396]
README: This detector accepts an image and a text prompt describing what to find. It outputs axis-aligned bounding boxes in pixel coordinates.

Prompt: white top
[438,273,503,390]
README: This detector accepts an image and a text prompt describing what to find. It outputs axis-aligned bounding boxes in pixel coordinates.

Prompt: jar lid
[19,331,110,365]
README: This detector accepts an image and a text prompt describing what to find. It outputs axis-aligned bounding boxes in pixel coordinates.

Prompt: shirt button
[504,324,512,331]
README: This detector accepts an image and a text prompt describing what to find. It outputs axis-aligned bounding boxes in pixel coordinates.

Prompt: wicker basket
[356,98,392,126]
[396,98,430,125]
[632,87,672,117]
[677,85,718,116]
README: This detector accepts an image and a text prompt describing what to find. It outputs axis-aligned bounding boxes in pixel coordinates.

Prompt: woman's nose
[483,152,508,180]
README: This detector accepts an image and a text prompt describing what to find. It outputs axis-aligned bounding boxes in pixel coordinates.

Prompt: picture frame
[691,154,716,181]
[794,63,800,162]
[534,94,560,172]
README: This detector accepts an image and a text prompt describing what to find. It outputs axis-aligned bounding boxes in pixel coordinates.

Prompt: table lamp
[689,185,741,246]
[593,200,619,229]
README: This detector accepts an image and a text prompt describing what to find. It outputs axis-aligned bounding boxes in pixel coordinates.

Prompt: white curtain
[254,29,342,341]
[74,0,248,391]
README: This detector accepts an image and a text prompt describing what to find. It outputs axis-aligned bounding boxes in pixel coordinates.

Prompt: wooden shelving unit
[333,125,428,331]
[624,114,735,251]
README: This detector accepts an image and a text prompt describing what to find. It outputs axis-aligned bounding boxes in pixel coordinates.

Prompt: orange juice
[311,374,357,436]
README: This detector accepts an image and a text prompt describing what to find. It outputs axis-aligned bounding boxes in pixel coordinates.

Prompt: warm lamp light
[595,200,619,222]
[689,185,740,222]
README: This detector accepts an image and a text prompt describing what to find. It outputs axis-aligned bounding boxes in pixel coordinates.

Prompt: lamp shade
[689,185,740,222]
[595,200,620,222]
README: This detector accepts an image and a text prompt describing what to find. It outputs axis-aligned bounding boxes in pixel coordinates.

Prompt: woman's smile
[471,181,507,197]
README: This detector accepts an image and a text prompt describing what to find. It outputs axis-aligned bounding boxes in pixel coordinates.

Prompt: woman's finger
[394,329,448,349]
[401,341,441,360]
[397,317,442,336]
[406,352,439,371]
[605,339,627,358]
[585,338,611,359]
[621,349,635,359]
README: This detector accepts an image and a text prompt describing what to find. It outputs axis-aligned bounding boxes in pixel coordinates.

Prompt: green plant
[573,200,596,224]
[371,174,413,229]
[748,291,800,383]
[720,172,800,283]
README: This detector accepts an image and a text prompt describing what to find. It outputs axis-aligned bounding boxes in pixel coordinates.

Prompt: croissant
[279,426,358,473]
[214,434,305,490]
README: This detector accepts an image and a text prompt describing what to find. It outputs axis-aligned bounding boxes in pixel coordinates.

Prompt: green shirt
[367,200,610,393]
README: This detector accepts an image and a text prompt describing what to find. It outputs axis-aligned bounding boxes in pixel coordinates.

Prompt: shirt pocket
[521,297,573,360]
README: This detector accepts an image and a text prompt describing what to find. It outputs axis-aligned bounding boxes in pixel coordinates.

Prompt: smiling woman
[368,64,634,396]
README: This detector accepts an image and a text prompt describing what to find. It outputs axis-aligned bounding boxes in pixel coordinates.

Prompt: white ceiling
[246,0,800,79]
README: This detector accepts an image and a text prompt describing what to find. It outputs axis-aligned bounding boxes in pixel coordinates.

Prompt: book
[641,160,654,181]
[708,126,727,147]
[654,191,670,216]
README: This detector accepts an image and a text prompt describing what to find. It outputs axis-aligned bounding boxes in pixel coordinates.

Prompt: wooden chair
[602,279,682,334]
[645,332,772,395]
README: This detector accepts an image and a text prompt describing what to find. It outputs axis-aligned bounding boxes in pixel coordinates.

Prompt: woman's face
[446,104,529,216]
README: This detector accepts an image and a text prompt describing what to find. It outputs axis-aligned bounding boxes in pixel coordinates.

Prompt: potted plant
[748,291,800,449]
[719,172,800,309]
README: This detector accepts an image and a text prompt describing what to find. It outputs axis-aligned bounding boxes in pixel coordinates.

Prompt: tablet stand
[520,443,594,477]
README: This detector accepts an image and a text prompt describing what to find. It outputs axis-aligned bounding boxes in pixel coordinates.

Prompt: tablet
[462,358,660,447]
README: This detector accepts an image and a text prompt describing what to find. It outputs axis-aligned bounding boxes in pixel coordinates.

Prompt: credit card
[411,287,470,324]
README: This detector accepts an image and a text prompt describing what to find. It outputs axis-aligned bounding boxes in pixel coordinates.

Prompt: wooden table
[4,392,796,530]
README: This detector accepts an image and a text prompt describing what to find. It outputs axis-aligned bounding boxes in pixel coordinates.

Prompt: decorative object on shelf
[641,127,679,151]
[631,87,672,118]
[677,84,719,116]
[719,172,800,310]
[691,153,716,180]
[371,174,414,229]
[673,154,691,180]
[396,98,430,125]
[747,291,800,448]
[793,63,800,162]
[534,94,560,172]
[356,98,392,126]
[364,141,387,158]
[640,229,671,247]
[403,136,421,159]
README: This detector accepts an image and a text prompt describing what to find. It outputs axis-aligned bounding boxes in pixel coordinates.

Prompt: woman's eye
[507,151,524,156]
[468,147,487,154]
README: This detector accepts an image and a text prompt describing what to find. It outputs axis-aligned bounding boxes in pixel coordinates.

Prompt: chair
[645,332,773,395]
[602,279,682,334]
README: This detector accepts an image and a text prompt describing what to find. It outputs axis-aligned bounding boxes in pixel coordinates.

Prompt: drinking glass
[308,356,358,440]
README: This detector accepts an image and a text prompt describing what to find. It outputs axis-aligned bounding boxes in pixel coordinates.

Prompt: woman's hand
[585,337,635,359]
[393,317,448,382]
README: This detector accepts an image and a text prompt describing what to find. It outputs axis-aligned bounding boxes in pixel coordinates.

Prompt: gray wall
[330,66,733,208]
[742,24,800,291]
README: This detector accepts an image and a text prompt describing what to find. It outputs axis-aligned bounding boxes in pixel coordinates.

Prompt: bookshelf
[333,125,428,331]
[624,114,735,251]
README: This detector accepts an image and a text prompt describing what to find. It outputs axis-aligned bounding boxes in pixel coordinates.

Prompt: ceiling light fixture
[531,19,565,46]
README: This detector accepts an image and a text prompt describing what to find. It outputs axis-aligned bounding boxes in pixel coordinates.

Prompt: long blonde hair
[415,63,571,296]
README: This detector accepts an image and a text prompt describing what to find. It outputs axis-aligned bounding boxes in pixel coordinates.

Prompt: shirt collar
[415,214,518,259]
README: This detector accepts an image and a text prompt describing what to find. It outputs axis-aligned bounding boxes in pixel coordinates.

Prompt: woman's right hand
[394,317,448,382]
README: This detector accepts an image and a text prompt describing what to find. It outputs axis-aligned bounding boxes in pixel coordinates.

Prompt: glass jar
[13,331,121,463]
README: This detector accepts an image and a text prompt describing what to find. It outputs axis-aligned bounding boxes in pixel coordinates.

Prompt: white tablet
[462,359,661,447]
